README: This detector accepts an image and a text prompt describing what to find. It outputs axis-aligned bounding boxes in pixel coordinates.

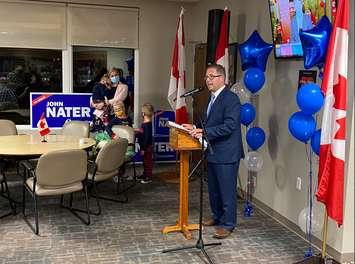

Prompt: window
[73,46,134,115]
[0,48,62,124]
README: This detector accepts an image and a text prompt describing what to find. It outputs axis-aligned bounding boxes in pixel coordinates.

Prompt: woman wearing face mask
[107,67,128,106]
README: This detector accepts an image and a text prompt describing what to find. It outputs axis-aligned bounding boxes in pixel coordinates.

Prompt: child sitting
[136,103,154,184]
[105,101,132,138]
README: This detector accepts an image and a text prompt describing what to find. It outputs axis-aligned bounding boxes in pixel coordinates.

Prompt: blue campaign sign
[30,93,93,128]
[132,136,176,162]
[154,136,176,161]
[153,110,175,136]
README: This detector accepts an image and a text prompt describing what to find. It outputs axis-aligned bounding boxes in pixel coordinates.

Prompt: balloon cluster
[235,31,272,218]
[288,83,324,155]
[236,30,272,172]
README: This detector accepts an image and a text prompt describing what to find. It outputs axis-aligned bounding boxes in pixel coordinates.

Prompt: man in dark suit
[183,64,243,239]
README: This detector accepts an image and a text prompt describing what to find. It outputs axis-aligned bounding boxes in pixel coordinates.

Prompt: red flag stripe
[167,8,188,124]
[316,0,348,226]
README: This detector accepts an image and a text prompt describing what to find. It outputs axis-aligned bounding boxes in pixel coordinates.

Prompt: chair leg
[33,194,39,235]
[0,176,14,218]
[22,182,26,216]
[22,183,40,235]
[92,179,128,204]
[62,183,91,225]
[90,181,102,215]
[1,173,16,216]
[83,184,90,224]
[115,168,136,196]
[132,160,137,179]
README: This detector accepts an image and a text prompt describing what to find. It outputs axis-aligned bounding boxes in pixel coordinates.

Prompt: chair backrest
[95,138,128,173]
[62,121,90,138]
[111,125,135,144]
[36,149,87,187]
[0,119,17,136]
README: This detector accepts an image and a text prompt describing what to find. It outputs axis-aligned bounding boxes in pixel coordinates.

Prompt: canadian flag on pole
[37,113,51,137]
[167,8,188,124]
[316,0,349,226]
[215,8,230,83]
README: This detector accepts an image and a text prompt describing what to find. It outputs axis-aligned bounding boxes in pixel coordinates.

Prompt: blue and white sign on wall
[30,93,92,128]
[154,136,176,161]
[153,110,175,137]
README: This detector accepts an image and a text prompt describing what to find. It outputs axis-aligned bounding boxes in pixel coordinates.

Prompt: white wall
[189,0,354,259]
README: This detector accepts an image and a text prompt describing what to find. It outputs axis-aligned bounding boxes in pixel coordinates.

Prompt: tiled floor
[0,164,315,264]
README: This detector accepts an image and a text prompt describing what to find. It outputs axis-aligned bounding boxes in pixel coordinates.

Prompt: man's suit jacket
[204,88,244,164]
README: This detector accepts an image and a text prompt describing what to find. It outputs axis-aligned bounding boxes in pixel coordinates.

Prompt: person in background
[90,74,111,132]
[86,67,107,92]
[107,67,128,107]
[136,103,154,184]
[182,64,243,239]
[105,101,132,138]
[289,5,301,43]
[302,5,314,31]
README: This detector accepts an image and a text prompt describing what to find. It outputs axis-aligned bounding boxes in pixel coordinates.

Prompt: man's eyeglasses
[204,74,222,80]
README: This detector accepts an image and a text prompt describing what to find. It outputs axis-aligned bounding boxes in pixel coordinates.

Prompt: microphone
[180,87,203,98]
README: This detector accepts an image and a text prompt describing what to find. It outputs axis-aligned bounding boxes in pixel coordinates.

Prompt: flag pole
[321,210,329,258]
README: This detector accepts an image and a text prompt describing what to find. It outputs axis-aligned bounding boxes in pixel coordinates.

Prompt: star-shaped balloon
[300,15,332,70]
[239,30,273,72]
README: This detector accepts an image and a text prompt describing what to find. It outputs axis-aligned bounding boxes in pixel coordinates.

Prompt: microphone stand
[162,118,221,264]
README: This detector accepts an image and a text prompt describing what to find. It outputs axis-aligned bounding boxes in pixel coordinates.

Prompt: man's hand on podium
[182,124,203,139]
[181,124,194,131]
[190,128,203,139]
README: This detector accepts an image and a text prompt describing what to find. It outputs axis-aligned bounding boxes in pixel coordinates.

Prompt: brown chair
[62,120,90,138]
[21,149,90,235]
[88,138,128,215]
[0,119,17,217]
[0,119,17,136]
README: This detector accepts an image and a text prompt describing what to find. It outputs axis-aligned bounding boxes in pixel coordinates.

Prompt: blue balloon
[288,112,316,143]
[311,129,321,155]
[246,127,265,151]
[240,103,256,126]
[243,68,265,94]
[297,83,324,114]
[300,16,332,69]
[239,30,273,72]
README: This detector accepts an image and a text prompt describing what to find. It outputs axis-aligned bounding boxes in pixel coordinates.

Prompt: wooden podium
[162,125,202,239]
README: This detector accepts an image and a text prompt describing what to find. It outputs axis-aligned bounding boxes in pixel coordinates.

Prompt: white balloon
[231,81,251,104]
[243,151,263,172]
[298,203,324,235]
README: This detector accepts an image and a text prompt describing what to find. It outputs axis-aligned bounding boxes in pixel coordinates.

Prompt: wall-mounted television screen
[268,0,337,58]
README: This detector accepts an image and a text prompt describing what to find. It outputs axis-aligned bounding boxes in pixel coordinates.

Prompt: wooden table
[0,135,95,157]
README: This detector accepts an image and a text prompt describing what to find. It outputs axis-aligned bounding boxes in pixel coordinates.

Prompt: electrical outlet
[296,177,302,191]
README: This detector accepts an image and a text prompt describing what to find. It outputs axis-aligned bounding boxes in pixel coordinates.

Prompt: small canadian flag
[37,113,51,137]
